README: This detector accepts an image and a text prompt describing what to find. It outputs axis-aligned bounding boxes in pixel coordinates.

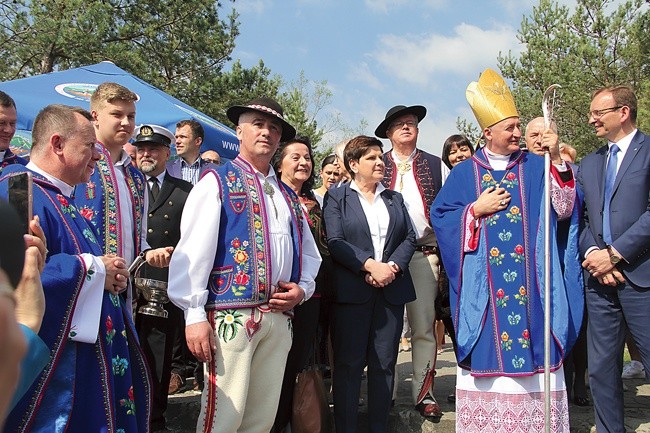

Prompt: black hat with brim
[226,97,296,142]
[375,105,427,139]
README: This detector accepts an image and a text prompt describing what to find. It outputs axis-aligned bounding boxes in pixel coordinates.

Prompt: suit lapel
[381,190,396,247]
[149,174,173,212]
[345,186,374,247]
[612,131,645,194]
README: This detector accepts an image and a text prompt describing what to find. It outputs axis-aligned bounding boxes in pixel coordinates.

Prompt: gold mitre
[466,68,519,130]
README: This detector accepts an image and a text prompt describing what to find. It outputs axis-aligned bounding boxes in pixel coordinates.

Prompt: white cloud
[364,0,447,13]
[370,23,522,87]
[347,62,384,91]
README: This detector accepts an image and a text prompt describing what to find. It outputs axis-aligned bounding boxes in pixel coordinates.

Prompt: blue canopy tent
[0,61,239,160]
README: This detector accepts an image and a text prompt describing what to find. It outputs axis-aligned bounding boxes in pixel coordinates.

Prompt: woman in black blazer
[323,135,416,433]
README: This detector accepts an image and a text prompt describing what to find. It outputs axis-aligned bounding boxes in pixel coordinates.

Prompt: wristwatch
[607,245,621,265]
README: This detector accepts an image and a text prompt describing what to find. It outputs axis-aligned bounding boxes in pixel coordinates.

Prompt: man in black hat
[376,105,449,419]
[168,97,321,433]
[132,124,193,432]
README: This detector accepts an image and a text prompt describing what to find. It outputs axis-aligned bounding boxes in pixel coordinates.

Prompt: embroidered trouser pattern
[405,251,440,404]
[198,309,292,433]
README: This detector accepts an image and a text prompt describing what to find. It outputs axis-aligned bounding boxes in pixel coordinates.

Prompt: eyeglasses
[589,106,622,120]
[203,158,220,165]
[389,120,418,129]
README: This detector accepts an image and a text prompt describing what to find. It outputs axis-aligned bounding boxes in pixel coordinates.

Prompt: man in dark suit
[133,124,193,432]
[578,86,650,433]
[166,119,218,185]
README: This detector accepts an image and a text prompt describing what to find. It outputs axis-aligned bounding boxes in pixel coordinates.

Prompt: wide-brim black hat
[375,105,427,139]
[226,97,296,142]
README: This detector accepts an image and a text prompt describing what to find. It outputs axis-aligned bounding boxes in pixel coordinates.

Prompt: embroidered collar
[26,161,74,196]
[473,147,523,171]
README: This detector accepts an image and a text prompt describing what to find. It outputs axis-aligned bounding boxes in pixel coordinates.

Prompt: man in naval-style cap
[132,124,193,431]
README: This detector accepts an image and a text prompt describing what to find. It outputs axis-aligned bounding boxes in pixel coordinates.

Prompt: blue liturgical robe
[0,164,151,433]
[430,149,583,377]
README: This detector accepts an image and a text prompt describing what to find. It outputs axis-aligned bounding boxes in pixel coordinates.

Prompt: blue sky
[229,0,572,155]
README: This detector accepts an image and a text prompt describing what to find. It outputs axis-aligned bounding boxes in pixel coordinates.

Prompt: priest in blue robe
[430,69,583,433]
[0,104,151,433]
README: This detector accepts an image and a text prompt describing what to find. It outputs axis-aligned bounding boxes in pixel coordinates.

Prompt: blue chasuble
[430,150,583,377]
[0,165,151,433]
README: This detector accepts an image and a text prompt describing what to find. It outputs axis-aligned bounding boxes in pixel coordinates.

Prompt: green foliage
[455,117,484,148]
[498,0,649,159]
[0,0,239,90]
[204,59,284,126]
[0,0,364,165]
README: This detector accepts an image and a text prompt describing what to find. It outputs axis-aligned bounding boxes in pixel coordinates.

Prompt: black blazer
[140,172,193,282]
[323,183,416,305]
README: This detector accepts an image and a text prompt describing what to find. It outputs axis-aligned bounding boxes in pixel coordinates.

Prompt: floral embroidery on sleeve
[112,355,129,376]
[86,263,96,282]
[119,386,136,415]
[56,194,77,218]
[106,315,116,344]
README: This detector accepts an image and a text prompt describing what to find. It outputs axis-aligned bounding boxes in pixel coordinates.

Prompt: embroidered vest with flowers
[206,157,304,310]
[383,148,442,222]
[75,143,146,257]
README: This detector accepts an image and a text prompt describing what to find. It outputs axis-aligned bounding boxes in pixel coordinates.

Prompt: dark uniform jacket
[139,172,193,282]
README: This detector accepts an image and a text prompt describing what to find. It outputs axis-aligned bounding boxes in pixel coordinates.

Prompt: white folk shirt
[168,162,322,326]
[113,150,151,266]
[390,149,449,245]
[350,180,390,262]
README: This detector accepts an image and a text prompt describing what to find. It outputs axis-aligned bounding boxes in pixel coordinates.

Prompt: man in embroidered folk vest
[1,104,151,432]
[430,68,583,433]
[168,97,321,433]
[75,82,174,302]
[375,104,449,418]
[0,91,28,168]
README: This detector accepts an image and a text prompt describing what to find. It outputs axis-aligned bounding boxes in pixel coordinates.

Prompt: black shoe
[574,396,590,407]
[415,400,442,418]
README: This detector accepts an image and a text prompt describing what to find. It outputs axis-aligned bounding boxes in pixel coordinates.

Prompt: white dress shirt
[390,149,449,245]
[350,180,390,261]
[113,150,151,266]
[168,159,322,325]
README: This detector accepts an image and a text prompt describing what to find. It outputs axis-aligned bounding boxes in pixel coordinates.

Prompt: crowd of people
[0,66,647,433]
